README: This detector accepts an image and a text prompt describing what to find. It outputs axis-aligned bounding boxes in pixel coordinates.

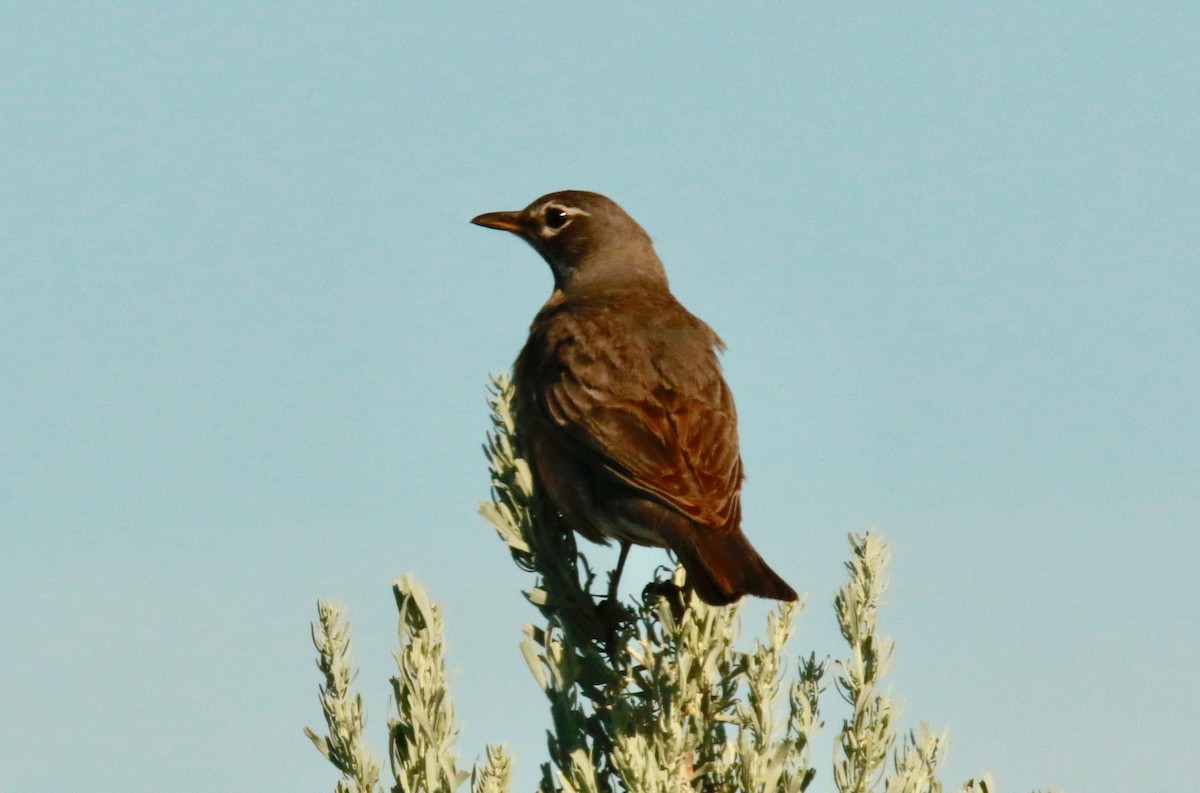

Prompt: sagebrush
[305,376,1050,793]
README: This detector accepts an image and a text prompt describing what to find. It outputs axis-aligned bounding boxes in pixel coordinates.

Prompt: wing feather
[525,294,743,531]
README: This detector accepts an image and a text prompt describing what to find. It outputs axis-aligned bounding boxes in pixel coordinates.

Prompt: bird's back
[515,286,743,534]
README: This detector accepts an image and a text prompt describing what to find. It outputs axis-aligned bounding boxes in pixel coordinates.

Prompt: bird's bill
[470,210,523,233]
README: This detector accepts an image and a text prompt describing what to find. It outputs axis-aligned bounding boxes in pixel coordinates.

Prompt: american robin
[472,190,797,606]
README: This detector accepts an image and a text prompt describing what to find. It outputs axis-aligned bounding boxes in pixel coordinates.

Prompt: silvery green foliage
[830,538,1004,793]
[833,533,898,793]
[482,374,821,793]
[472,745,515,793]
[885,724,949,793]
[305,600,383,793]
[306,374,1051,793]
[307,586,513,793]
[390,575,471,793]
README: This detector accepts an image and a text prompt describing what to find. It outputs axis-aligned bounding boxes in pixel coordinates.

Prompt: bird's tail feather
[664,523,798,606]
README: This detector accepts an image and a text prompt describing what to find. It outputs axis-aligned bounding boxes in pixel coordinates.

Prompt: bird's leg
[598,541,632,650]
[607,541,631,605]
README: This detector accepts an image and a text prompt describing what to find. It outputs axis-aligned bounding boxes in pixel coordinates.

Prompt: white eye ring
[539,204,590,238]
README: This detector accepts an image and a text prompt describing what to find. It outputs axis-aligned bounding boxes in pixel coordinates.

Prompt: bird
[471,190,797,606]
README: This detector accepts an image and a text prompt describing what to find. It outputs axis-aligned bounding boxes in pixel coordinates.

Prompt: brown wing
[526,296,743,532]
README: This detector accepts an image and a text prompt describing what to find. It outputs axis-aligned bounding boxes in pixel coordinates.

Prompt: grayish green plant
[833,532,897,793]
[305,600,383,793]
[480,374,825,793]
[390,574,470,793]
[473,745,515,793]
[304,374,1051,793]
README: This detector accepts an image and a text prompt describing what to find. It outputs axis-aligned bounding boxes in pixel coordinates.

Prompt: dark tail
[663,522,797,606]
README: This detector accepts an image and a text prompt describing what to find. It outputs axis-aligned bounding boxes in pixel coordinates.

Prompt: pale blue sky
[2,5,1197,792]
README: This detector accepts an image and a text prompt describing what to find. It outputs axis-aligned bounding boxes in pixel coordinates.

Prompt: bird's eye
[545,207,569,229]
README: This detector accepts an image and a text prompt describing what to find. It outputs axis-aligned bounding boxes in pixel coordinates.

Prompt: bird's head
[472,190,668,293]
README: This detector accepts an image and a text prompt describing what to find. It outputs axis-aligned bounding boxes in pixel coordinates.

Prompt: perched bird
[472,191,796,606]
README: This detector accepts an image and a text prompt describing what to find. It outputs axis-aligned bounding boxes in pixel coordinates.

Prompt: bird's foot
[595,595,634,654]
[641,578,688,623]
